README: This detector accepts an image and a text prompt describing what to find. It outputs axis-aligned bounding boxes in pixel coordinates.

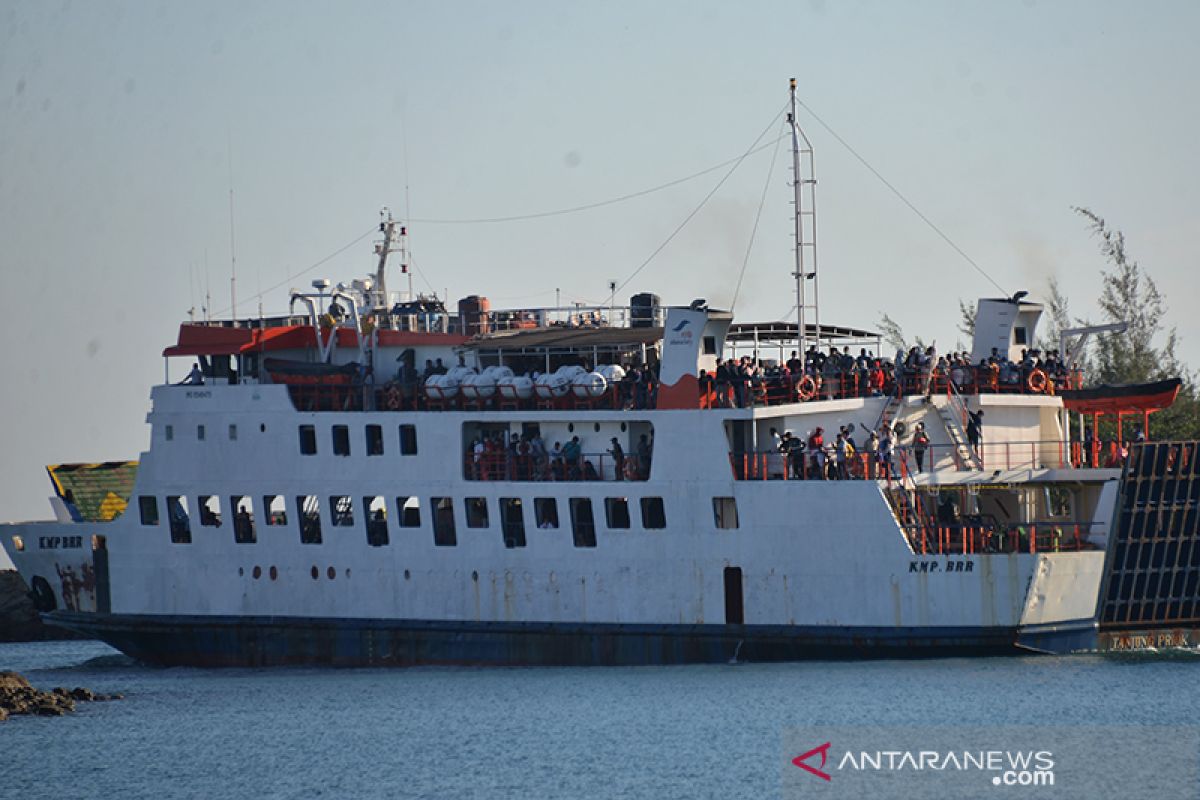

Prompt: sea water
[2,640,1198,799]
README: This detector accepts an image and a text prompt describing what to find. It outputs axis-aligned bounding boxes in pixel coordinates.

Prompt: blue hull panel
[44,612,1024,666]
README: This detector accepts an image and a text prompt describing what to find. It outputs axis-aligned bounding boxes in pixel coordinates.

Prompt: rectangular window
[399,424,418,455]
[1014,326,1028,345]
[228,424,238,441]
[500,498,526,548]
[432,497,456,546]
[534,497,559,529]
[167,495,191,544]
[138,496,159,526]
[165,425,174,441]
[713,497,739,529]
[724,566,744,625]
[570,498,596,548]
[703,335,717,355]
[231,495,256,543]
[297,495,322,544]
[299,425,317,455]
[364,495,388,546]
[332,425,351,456]
[465,497,489,528]
[198,495,221,527]
[397,496,421,528]
[263,495,287,526]
[197,425,206,441]
[365,424,384,456]
[640,497,666,529]
[605,497,630,529]
[330,495,355,526]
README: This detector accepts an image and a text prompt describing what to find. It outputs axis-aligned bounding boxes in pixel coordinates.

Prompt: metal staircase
[934,384,981,470]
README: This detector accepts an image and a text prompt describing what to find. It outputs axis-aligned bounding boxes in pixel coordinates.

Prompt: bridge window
[167,495,191,543]
[432,497,456,546]
[138,496,159,526]
[330,495,354,526]
[298,425,317,455]
[465,497,489,528]
[332,425,351,456]
[399,424,418,455]
[365,424,384,456]
[713,497,739,529]
[364,495,388,546]
[570,498,596,548]
[640,497,666,529]
[500,498,526,548]
[397,496,421,528]
[297,495,322,544]
[605,497,630,529]
[534,497,559,529]
[231,495,255,543]
[263,495,287,526]
[198,495,221,527]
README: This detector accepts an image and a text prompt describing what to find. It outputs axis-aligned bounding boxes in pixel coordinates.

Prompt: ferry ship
[3,83,1197,665]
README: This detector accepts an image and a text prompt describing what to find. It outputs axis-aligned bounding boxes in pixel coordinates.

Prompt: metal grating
[1099,442,1200,627]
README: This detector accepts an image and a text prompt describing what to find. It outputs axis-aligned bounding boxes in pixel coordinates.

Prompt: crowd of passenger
[703,344,1080,409]
[467,432,654,482]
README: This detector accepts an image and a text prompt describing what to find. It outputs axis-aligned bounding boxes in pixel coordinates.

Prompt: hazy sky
[2,0,1198,564]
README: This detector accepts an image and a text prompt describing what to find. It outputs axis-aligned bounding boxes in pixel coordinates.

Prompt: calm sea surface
[3,640,1198,799]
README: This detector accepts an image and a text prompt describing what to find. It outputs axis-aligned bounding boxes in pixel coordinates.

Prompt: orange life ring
[797,375,817,401]
[385,385,402,410]
[1027,368,1048,394]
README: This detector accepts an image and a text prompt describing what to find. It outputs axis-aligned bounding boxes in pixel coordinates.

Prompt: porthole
[238,567,244,577]
[568,423,574,432]
[472,570,478,582]
[327,566,336,580]
[404,569,411,580]
[345,568,351,578]
[620,422,627,432]
[252,566,262,580]
[311,566,318,580]
[269,566,278,581]
[260,423,266,433]
[593,423,600,432]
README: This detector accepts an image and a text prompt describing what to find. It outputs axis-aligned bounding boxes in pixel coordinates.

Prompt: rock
[0,671,115,721]
[0,570,90,642]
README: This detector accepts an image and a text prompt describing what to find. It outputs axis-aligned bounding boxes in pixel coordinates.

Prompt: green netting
[47,461,139,522]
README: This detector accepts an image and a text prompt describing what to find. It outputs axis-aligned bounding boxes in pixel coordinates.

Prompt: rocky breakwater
[0,671,122,721]
[0,570,88,641]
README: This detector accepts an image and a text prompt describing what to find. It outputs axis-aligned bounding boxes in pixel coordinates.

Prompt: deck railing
[269,364,1083,413]
[898,521,1099,555]
[463,451,650,482]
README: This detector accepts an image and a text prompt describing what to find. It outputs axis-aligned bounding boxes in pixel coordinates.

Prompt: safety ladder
[934,383,981,470]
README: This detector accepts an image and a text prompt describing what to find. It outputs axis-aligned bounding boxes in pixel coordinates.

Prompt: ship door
[92,535,111,614]
[723,566,744,625]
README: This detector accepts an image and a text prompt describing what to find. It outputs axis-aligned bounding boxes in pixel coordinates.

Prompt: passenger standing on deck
[637,434,652,479]
[608,437,626,481]
[808,427,826,479]
[912,423,930,472]
[181,362,204,385]
[563,436,582,480]
[879,425,895,478]
[966,409,984,462]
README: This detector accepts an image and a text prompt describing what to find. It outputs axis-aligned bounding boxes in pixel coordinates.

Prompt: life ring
[385,385,402,410]
[1027,369,1048,394]
[796,375,817,401]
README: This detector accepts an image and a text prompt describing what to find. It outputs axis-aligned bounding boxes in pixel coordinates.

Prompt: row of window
[138,494,741,549]
[300,424,418,457]
[161,423,419,458]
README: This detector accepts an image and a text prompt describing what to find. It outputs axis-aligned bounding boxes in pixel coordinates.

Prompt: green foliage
[1073,207,1198,440]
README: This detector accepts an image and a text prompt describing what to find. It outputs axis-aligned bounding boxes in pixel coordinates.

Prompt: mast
[375,207,408,309]
[788,78,820,356]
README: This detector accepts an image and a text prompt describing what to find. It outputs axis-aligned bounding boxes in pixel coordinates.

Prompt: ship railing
[729,439,1120,481]
[463,451,650,482]
[899,520,1100,556]
[276,365,1083,414]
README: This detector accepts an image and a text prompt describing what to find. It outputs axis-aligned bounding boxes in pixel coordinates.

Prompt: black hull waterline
[46,611,1050,666]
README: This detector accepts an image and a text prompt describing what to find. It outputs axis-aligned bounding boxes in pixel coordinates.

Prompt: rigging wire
[408,133,788,225]
[795,99,1008,296]
[731,117,787,311]
[208,226,377,319]
[615,109,786,296]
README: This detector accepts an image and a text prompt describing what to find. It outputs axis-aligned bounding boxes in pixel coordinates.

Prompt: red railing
[899,521,1098,555]
[463,451,649,482]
